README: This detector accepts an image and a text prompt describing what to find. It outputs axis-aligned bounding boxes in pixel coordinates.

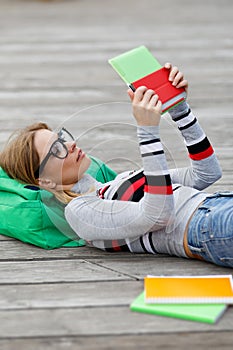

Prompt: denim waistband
[205,190,233,199]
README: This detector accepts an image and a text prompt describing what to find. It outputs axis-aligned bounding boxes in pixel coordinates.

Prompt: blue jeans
[187,191,233,268]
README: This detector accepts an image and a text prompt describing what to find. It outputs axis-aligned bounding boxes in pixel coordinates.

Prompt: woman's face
[34,128,91,189]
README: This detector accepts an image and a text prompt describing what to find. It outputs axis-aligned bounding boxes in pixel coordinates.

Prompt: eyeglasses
[34,128,75,178]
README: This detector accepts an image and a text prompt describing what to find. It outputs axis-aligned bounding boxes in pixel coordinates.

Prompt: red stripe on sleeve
[144,184,173,195]
[189,146,214,161]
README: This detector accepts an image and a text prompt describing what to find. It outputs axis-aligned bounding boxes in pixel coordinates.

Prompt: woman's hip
[186,191,233,267]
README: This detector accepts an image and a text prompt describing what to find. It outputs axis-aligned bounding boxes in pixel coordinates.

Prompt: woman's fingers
[172,71,184,85]
[164,62,172,70]
[149,94,162,112]
[127,88,134,101]
[165,63,184,84]
[168,66,179,82]
[165,63,188,92]
[133,86,147,102]
[176,79,188,90]
[130,87,162,126]
[141,89,157,104]
[133,87,160,107]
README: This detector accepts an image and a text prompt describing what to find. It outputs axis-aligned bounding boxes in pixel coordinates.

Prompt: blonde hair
[0,122,78,204]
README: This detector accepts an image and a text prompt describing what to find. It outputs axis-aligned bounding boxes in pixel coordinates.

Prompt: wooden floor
[0,0,233,349]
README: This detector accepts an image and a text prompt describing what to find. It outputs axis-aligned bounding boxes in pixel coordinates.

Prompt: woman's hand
[164,62,188,94]
[127,86,162,126]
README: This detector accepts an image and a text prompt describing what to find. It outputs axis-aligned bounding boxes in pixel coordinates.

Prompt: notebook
[130,292,227,324]
[108,45,186,113]
[145,275,233,304]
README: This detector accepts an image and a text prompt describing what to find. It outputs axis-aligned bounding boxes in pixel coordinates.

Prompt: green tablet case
[109,45,162,84]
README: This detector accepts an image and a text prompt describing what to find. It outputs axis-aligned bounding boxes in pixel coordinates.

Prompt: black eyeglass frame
[34,127,75,178]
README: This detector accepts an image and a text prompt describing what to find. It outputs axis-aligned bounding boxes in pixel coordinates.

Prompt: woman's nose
[66,141,77,153]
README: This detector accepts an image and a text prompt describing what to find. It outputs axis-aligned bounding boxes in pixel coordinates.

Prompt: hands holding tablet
[127,63,188,127]
[128,86,162,126]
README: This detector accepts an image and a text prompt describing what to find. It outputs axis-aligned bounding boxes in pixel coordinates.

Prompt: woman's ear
[38,178,57,190]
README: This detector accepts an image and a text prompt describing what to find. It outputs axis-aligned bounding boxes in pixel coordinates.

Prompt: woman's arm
[65,88,175,241]
[165,64,222,190]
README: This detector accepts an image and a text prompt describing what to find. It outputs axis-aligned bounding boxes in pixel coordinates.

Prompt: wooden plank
[0,240,133,261]
[0,235,14,242]
[0,280,142,310]
[0,259,133,284]
[91,256,233,279]
[1,333,233,350]
[0,305,233,339]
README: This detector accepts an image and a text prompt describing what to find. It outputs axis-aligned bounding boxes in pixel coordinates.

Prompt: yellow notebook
[145,275,233,304]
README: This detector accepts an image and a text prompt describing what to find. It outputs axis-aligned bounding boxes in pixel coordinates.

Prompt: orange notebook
[145,275,233,304]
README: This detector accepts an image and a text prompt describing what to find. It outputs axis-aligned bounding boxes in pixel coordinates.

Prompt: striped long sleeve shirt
[65,102,222,257]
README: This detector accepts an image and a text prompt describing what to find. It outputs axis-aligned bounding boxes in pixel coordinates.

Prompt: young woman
[0,64,232,268]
